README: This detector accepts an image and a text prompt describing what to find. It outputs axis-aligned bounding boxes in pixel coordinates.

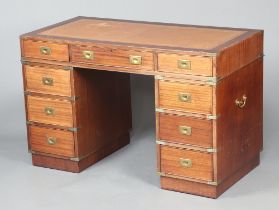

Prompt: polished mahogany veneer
[20,16,263,198]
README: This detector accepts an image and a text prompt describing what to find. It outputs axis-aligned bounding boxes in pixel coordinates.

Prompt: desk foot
[32,132,130,173]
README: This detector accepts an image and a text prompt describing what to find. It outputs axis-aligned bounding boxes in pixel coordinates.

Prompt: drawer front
[70,45,154,70]
[27,95,73,127]
[160,145,213,181]
[159,113,213,148]
[25,65,71,96]
[29,125,75,157]
[158,81,212,114]
[22,39,69,61]
[158,53,212,76]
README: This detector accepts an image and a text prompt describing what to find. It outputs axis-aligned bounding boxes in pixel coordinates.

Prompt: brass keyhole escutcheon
[44,107,55,115]
[235,94,247,108]
[180,158,192,168]
[40,46,51,55]
[42,77,54,86]
[178,93,191,102]
[179,126,192,136]
[129,55,142,65]
[47,137,57,145]
[82,50,94,60]
[177,59,191,69]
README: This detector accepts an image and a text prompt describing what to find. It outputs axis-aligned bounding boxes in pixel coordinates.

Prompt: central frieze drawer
[160,145,213,181]
[70,45,154,71]
[158,80,213,114]
[27,95,73,127]
[29,125,75,157]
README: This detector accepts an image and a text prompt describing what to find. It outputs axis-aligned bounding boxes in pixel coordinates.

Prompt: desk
[20,17,263,198]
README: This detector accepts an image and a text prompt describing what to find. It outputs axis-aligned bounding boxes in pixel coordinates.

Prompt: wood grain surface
[25,65,71,96]
[158,113,213,148]
[27,95,73,127]
[29,125,75,157]
[160,154,260,198]
[158,80,212,114]
[22,39,69,61]
[72,68,132,157]
[215,58,263,182]
[32,132,130,172]
[70,45,154,71]
[158,53,212,76]
[160,145,213,181]
[215,31,263,78]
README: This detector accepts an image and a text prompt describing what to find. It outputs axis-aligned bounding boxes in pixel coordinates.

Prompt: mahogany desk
[20,16,263,198]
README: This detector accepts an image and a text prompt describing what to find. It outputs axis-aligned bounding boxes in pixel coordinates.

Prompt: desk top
[23,16,261,53]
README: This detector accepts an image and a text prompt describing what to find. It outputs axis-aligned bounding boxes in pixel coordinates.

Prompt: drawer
[27,95,73,127]
[158,53,212,76]
[158,80,212,114]
[158,113,212,148]
[22,39,69,61]
[29,125,75,157]
[70,45,154,71]
[160,145,213,181]
[25,65,71,96]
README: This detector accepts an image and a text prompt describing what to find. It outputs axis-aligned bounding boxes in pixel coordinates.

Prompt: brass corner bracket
[154,75,164,80]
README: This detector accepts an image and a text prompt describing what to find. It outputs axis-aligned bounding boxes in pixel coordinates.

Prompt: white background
[0,0,278,209]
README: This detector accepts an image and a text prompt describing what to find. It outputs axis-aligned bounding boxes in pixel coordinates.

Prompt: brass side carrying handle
[40,46,51,55]
[180,158,192,168]
[178,59,191,69]
[42,77,54,86]
[44,107,55,115]
[83,50,94,60]
[47,137,57,145]
[179,126,192,136]
[235,94,247,108]
[178,92,191,102]
[129,55,142,65]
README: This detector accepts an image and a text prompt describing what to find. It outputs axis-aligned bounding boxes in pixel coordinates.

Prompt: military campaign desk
[20,17,263,198]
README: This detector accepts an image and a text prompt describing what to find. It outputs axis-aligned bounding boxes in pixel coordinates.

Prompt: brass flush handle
[47,137,57,145]
[180,158,192,168]
[178,59,191,69]
[83,50,94,60]
[40,46,51,55]
[178,92,191,102]
[129,55,142,65]
[42,77,54,86]
[235,94,247,108]
[179,126,192,136]
[44,107,55,115]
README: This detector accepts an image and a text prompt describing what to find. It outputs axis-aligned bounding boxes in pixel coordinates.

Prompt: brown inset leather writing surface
[20,16,263,199]
[39,18,246,50]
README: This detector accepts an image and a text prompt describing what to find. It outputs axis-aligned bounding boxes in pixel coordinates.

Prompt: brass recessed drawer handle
[42,77,54,86]
[179,126,192,136]
[178,92,191,102]
[47,137,57,145]
[178,59,191,69]
[83,50,94,60]
[129,55,142,65]
[44,107,55,115]
[235,94,247,108]
[180,158,192,168]
[40,46,51,55]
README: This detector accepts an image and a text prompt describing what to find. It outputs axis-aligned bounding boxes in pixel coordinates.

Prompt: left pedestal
[22,63,132,172]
